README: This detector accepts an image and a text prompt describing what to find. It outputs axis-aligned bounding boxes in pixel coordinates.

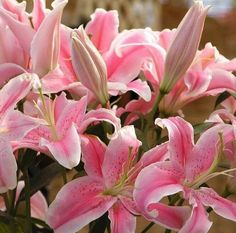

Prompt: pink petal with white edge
[80,134,107,179]
[198,187,236,222]
[144,203,190,231]
[102,125,141,187]
[185,124,235,181]
[108,201,136,233]
[131,142,168,181]
[0,139,17,193]
[0,0,28,23]
[41,124,81,169]
[31,0,68,77]
[179,200,212,233]
[184,69,211,97]
[108,79,151,101]
[104,29,158,83]
[2,110,39,141]
[55,94,87,136]
[206,69,236,95]
[86,9,119,53]
[47,176,116,233]
[79,108,121,135]
[31,190,48,221]
[0,73,33,117]
[155,117,194,171]
[126,79,151,101]
[134,162,183,211]
[0,23,25,66]
[0,63,26,87]
[0,8,35,55]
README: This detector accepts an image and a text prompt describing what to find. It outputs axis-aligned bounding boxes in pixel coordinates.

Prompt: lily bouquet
[1,0,236,232]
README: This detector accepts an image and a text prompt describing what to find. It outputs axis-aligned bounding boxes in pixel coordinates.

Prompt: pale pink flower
[0,0,74,93]
[0,74,39,193]
[134,117,236,232]
[15,93,120,169]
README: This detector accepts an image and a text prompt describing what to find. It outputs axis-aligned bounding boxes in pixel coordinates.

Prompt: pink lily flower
[16,93,120,169]
[0,0,76,93]
[134,117,236,232]
[46,125,171,233]
[0,73,40,193]
[0,181,48,221]
[118,39,236,122]
[84,9,164,102]
[159,43,236,115]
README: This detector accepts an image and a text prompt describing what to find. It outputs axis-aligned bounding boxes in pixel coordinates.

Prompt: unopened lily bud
[71,26,109,105]
[160,1,209,94]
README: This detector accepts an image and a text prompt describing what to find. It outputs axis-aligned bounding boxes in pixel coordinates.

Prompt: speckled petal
[47,176,116,233]
[108,201,136,233]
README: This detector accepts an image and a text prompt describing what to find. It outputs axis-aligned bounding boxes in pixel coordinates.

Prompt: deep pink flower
[46,125,169,233]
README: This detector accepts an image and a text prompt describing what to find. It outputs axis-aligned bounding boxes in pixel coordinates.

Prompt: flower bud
[160,1,209,94]
[71,26,109,105]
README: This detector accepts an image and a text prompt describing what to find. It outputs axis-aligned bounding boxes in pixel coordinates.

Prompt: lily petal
[0,139,17,193]
[186,124,235,181]
[0,7,35,55]
[2,110,39,141]
[134,162,183,210]
[55,94,87,137]
[155,117,194,171]
[0,73,33,116]
[31,0,47,30]
[144,203,190,231]
[41,124,81,169]
[179,200,212,233]
[198,187,236,222]
[79,108,121,135]
[108,201,136,233]
[31,0,67,77]
[0,63,26,87]
[81,134,106,179]
[47,176,116,233]
[85,9,119,53]
[102,126,141,187]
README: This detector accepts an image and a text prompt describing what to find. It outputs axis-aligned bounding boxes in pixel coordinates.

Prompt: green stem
[164,229,172,233]
[143,91,166,150]
[61,167,67,185]
[141,222,155,233]
[148,91,166,122]
[23,169,32,232]
[2,193,10,214]
[9,188,17,215]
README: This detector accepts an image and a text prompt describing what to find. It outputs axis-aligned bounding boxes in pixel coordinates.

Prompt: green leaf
[0,221,24,233]
[214,91,234,109]
[18,149,37,170]
[89,212,110,233]
[193,122,215,135]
